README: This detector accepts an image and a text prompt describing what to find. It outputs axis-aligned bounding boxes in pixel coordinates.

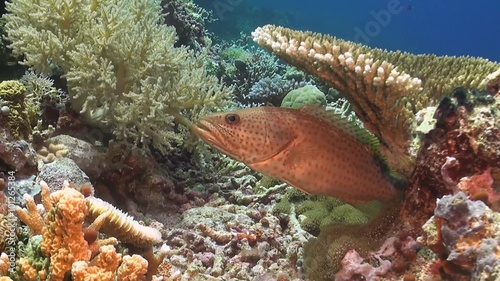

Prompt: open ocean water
[198,0,500,62]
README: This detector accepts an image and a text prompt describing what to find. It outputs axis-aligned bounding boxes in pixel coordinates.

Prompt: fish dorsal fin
[298,104,382,157]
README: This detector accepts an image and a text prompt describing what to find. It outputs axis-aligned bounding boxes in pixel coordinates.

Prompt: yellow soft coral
[252,25,500,174]
[40,181,91,281]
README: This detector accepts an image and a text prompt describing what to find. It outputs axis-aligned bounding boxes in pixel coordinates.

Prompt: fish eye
[225,113,240,124]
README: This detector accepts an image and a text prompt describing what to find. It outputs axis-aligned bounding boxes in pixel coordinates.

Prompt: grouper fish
[183,105,398,204]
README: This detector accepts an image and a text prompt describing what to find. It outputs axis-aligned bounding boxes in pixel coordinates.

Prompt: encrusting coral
[15,181,158,280]
[252,24,500,174]
[3,0,231,153]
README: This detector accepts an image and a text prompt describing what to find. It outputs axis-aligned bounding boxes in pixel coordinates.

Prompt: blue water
[199,0,500,62]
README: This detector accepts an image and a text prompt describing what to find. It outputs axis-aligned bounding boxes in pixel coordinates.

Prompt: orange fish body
[190,106,397,204]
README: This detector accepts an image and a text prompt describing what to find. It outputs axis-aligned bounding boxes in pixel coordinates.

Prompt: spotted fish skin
[191,106,397,204]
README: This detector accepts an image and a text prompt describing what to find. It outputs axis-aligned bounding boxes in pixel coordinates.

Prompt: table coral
[252,24,500,174]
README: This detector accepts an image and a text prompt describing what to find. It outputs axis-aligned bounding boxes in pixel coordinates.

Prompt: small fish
[189,105,398,204]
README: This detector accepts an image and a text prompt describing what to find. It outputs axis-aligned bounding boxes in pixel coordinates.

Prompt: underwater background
[0,0,499,280]
[200,0,500,61]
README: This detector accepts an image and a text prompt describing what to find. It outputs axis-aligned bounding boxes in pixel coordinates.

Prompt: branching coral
[252,24,500,174]
[3,0,231,153]
[15,180,161,280]
[40,182,92,281]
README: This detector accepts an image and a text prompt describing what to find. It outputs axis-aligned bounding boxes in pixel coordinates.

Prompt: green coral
[302,202,399,281]
[17,235,50,278]
[0,80,35,139]
[272,188,381,235]
[3,0,231,153]
[220,45,254,63]
[280,85,327,108]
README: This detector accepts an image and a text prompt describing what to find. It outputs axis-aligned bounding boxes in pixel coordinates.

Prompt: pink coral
[335,249,392,281]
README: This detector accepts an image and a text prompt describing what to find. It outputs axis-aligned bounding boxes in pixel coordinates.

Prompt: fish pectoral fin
[282,139,321,169]
[280,176,311,195]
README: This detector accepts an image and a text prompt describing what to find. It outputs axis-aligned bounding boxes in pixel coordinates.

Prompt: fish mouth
[192,120,242,160]
[192,120,225,149]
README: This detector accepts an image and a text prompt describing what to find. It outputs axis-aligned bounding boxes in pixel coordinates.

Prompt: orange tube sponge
[117,254,148,281]
[40,181,91,281]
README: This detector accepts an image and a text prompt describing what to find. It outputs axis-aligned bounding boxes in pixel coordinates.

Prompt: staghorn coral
[87,197,162,248]
[0,253,10,277]
[3,0,230,153]
[211,43,282,106]
[252,24,500,174]
[16,235,50,281]
[71,245,121,281]
[14,194,44,235]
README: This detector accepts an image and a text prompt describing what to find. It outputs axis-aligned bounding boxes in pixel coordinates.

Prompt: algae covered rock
[281,85,327,108]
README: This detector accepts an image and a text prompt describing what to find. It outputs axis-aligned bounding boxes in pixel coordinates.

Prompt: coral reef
[210,43,283,106]
[419,192,500,280]
[14,180,161,280]
[246,75,310,106]
[401,88,500,231]
[281,84,327,109]
[87,197,162,248]
[3,0,230,153]
[0,80,32,140]
[161,0,213,50]
[252,24,500,174]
